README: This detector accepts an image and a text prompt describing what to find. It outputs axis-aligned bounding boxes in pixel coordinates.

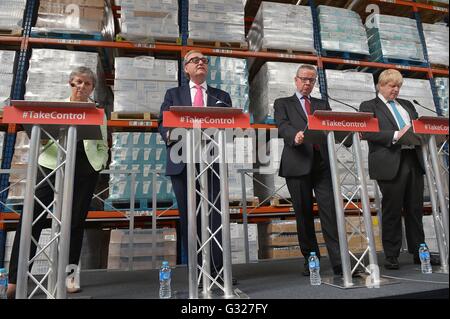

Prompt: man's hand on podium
[397,124,412,141]
[295,131,305,145]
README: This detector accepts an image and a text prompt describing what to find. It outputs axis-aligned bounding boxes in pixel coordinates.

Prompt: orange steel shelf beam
[374,0,449,13]
[0,36,22,45]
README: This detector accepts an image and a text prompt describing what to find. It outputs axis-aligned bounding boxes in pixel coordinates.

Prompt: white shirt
[378,93,412,144]
[295,91,311,119]
[189,80,208,107]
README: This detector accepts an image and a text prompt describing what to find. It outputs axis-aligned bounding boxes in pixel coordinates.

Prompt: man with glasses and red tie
[274,64,343,277]
[359,69,440,270]
[159,50,235,285]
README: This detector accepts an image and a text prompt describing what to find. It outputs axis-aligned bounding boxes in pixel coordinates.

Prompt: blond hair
[377,69,403,89]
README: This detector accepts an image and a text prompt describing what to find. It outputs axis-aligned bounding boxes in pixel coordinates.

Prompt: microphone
[322,92,359,112]
[205,90,233,108]
[413,100,438,115]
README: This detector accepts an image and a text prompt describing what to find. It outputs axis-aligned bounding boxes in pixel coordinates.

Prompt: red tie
[303,96,311,115]
[304,96,320,151]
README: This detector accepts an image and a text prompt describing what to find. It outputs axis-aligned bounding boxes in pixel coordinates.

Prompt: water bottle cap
[162,261,169,266]
[420,243,426,247]
[310,252,316,256]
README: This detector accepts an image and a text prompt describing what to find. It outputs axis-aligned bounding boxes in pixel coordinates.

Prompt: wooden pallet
[270,197,293,207]
[261,47,316,56]
[0,29,22,36]
[229,196,260,208]
[115,35,182,46]
[111,112,156,121]
[187,39,248,50]
[431,63,449,70]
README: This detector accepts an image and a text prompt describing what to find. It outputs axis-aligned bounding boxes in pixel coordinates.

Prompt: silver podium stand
[305,111,394,289]
[411,116,449,273]
[3,101,104,299]
[163,106,250,299]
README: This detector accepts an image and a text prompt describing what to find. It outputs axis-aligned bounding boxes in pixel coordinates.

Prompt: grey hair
[69,66,97,88]
[296,64,317,77]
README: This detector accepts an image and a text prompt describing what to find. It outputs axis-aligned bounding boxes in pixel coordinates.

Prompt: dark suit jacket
[359,97,425,181]
[274,94,332,177]
[158,84,232,176]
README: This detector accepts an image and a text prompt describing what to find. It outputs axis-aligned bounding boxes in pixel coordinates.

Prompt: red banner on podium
[307,111,379,132]
[163,108,251,129]
[412,117,449,135]
[2,105,104,126]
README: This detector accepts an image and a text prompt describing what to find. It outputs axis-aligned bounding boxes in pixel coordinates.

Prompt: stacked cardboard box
[189,0,245,43]
[343,216,383,253]
[113,57,178,114]
[226,137,255,203]
[7,131,29,202]
[0,50,16,110]
[318,6,369,55]
[258,220,302,260]
[247,2,315,53]
[423,23,449,67]
[107,228,177,270]
[207,56,249,112]
[107,132,175,204]
[0,0,26,33]
[399,78,437,117]
[25,48,110,110]
[230,223,258,264]
[33,0,106,34]
[117,0,179,42]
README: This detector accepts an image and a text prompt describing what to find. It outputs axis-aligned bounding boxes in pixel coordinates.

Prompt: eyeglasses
[186,57,209,65]
[296,76,316,83]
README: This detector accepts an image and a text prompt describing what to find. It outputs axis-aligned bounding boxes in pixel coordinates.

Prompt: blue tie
[388,100,406,129]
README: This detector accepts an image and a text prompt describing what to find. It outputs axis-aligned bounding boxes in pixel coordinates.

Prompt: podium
[163,106,250,299]
[411,116,449,273]
[3,100,104,299]
[306,110,392,288]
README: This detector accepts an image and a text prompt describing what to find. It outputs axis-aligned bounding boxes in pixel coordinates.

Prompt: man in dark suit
[274,64,343,276]
[359,69,438,269]
[158,50,233,280]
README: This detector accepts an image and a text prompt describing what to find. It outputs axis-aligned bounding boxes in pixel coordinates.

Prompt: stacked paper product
[226,137,255,203]
[114,57,178,114]
[33,0,106,34]
[25,49,110,109]
[250,62,321,123]
[325,69,376,112]
[4,229,52,275]
[399,78,436,117]
[0,0,26,33]
[366,14,425,62]
[207,56,249,112]
[253,138,290,202]
[0,132,5,168]
[434,77,449,117]
[318,5,369,55]
[107,228,177,270]
[117,0,179,42]
[230,223,258,264]
[0,50,16,110]
[247,2,315,53]
[188,0,245,43]
[6,131,29,202]
[107,132,176,205]
[422,23,449,67]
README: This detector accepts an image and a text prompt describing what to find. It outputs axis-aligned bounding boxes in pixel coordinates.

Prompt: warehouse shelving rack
[0,0,448,268]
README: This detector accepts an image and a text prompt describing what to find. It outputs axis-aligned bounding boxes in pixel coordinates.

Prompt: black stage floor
[67,253,448,299]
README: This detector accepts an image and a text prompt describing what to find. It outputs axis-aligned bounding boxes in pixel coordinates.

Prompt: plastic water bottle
[309,252,321,286]
[0,268,8,299]
[159,261,172,299]
[419,244,432,274]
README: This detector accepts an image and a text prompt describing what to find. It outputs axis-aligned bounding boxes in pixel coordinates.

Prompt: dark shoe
[6,283,16,299]
[384,256,400,270]
[303,261,310,276]
[413,254,441,266]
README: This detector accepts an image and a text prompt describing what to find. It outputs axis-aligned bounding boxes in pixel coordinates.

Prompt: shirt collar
[295,91,310,101]
[190,80,207,90]
[378,93,395,105]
